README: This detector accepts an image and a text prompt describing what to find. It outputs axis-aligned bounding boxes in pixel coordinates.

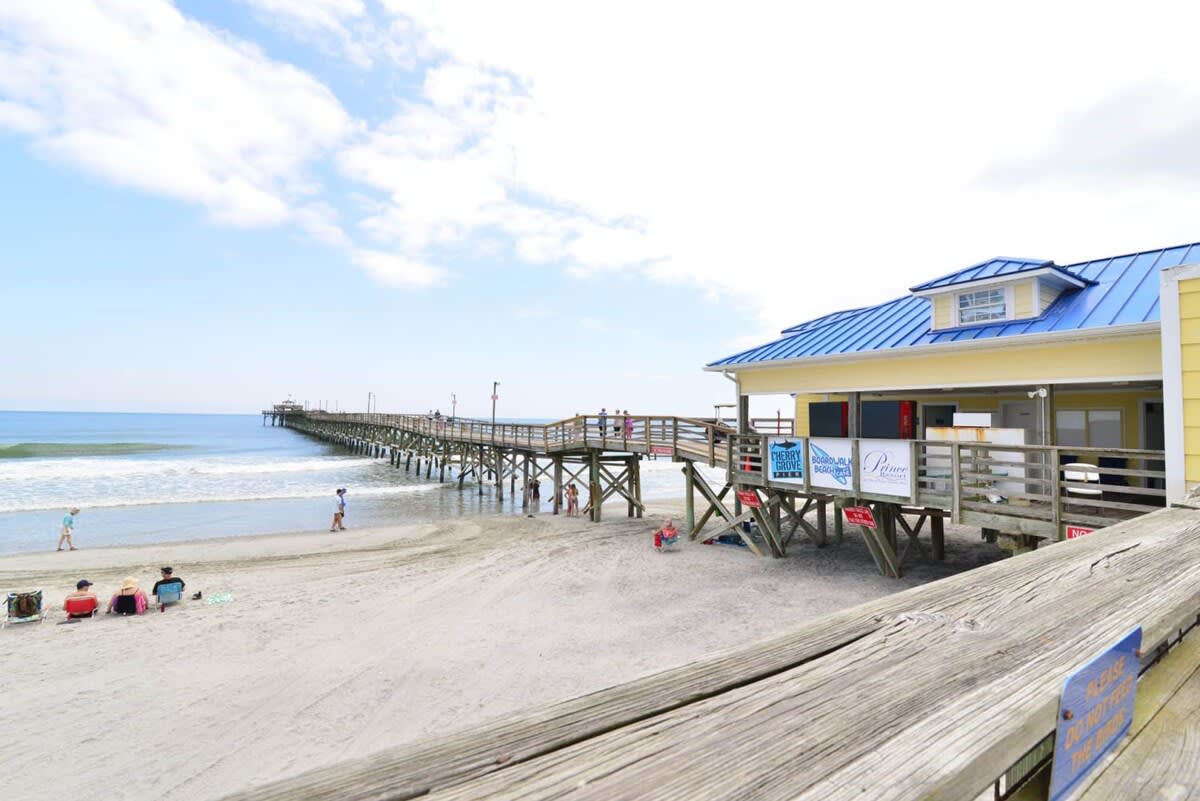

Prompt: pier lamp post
[451,392,457,420]
[491,381,500,430]
[367,391,375,416]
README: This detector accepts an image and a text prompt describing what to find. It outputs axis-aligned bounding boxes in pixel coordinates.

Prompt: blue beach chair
[4,590,46,627]
[155,584,184,612]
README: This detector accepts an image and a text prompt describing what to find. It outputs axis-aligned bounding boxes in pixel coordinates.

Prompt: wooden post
[478,446,485,496]
[590,449,601,523]
[495,449,504,500]
[627,456,636,518]
[632,456,642,519]
[931,514,945,561]
[833,498,844,544]
[522,455,530,509]
[816,497,827,547]
[405,452,412,473]
[685,460,696,537]
[553,456,563,515]
[1050,444,1062,540]
[951,443,962,524]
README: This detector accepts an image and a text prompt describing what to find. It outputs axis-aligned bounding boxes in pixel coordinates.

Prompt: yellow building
[707,243,1200,542]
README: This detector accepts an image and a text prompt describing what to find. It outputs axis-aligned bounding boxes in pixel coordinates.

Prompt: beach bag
[12,593,38,617]
[653,532,662,548]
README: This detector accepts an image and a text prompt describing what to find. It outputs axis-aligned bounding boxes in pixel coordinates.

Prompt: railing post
[760,435,769,484]
[1049,445,1062,540]
[708,426,716,467]
[951,443,962,524]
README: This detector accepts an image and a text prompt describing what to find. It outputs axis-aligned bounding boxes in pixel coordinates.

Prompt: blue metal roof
[909,258,1052,291]
[709,242,1200,368]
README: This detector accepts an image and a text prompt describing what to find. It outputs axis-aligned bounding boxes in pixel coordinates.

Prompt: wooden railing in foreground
[218,507,1200,801]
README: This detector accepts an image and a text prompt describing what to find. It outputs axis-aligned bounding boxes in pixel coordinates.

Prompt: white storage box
[952,412,995,427]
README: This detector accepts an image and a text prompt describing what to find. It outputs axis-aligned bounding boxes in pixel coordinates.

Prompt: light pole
[491,381,500,429]
[367,391,374,415]
[451,392,457,420]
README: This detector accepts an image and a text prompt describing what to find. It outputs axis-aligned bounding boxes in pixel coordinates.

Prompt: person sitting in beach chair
[63,579,99,619]
[653,518,680,552]
[152,567,186,612]
[4,589,46,627]
[107,577,148,616]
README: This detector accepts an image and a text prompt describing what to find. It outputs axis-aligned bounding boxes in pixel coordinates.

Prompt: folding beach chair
[64,596,99,619]
[155,584,184,612]
[4,590,46,627]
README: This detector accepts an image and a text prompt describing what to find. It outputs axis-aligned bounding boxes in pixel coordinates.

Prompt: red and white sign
[651,445,673,456]
[736,489,762,508]
[1066,525,1095,539]
[844,506,877,529]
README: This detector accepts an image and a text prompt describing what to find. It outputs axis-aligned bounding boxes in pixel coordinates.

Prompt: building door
[1000,400,1039,444]
[920,404,957,438]
[1143,401,1165,490]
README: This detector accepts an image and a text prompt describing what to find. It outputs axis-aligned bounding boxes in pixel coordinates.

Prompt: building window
[1055,409,1122,448]
[957,288,1008,325]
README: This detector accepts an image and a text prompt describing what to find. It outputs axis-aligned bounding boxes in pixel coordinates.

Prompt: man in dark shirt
[152,566,185,597]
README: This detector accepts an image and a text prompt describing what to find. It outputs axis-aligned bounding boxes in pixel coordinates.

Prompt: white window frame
[955,285,1014,326]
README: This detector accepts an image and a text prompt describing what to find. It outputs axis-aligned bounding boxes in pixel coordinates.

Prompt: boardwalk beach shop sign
[1049,627,1141,800]
[808,438,853,490]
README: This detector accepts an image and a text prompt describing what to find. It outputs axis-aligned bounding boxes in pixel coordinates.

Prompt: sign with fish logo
[808,438,853,490]
[767,437,806,485]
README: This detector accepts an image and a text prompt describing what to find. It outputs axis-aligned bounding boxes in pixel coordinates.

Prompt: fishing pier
[266,408,1166,576]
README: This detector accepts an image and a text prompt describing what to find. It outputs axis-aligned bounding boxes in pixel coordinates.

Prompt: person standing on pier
[330,488,347,531]
[623,410,633,438]
[613,407,622,436]
[598,407,607,439]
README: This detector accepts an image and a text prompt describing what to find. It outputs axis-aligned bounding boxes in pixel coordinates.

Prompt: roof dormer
[910,258,1091,331]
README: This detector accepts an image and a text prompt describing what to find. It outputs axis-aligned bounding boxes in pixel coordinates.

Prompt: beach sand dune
[0,503,1002,801]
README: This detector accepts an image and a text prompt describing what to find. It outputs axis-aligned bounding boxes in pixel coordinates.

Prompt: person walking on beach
[527,478,541,517]
[330,488,347,531]
[566,483,579,517]
[57,507,80,551]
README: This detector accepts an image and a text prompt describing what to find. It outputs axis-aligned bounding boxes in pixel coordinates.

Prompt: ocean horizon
[0,410,715,555]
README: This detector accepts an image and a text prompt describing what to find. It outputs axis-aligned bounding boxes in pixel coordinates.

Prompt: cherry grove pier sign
[1049,627,1141,800]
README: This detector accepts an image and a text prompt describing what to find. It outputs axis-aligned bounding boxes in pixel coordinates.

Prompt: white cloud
[371,0,1200,335]
[0,100,44,133]
[237,0,372,68]
[350,248,447,287]
[0,0,353,228]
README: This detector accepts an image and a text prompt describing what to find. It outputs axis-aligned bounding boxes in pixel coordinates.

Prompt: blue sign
[1049,627,1141,801]
[767,437,805,483]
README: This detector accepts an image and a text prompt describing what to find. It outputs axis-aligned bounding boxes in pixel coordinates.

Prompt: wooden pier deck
[269,410,1167,573]
[220,505,1200,801]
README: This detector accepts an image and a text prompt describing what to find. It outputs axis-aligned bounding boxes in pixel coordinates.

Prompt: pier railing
[285,412,786,468]
[278,411,1165,539]
[728,435,1166,537]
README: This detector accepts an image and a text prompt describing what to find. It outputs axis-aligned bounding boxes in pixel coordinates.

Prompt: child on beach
[57,507,80,551]
[653,518,679,551]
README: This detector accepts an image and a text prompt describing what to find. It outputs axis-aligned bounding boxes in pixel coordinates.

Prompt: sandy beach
[0,502,1004,801]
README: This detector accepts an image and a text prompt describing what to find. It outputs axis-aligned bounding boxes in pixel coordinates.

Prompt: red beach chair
[64,596,99,619]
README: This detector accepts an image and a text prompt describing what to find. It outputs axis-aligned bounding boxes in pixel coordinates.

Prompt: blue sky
[4,2,1200,417]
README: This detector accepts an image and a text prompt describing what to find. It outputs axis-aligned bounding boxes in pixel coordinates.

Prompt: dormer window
[958,287,1008,325]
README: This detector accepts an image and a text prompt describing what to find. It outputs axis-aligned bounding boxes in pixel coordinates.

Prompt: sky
[3,1,1200,418]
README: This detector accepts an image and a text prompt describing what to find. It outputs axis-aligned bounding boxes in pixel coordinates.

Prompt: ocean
[0,411,713,555]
